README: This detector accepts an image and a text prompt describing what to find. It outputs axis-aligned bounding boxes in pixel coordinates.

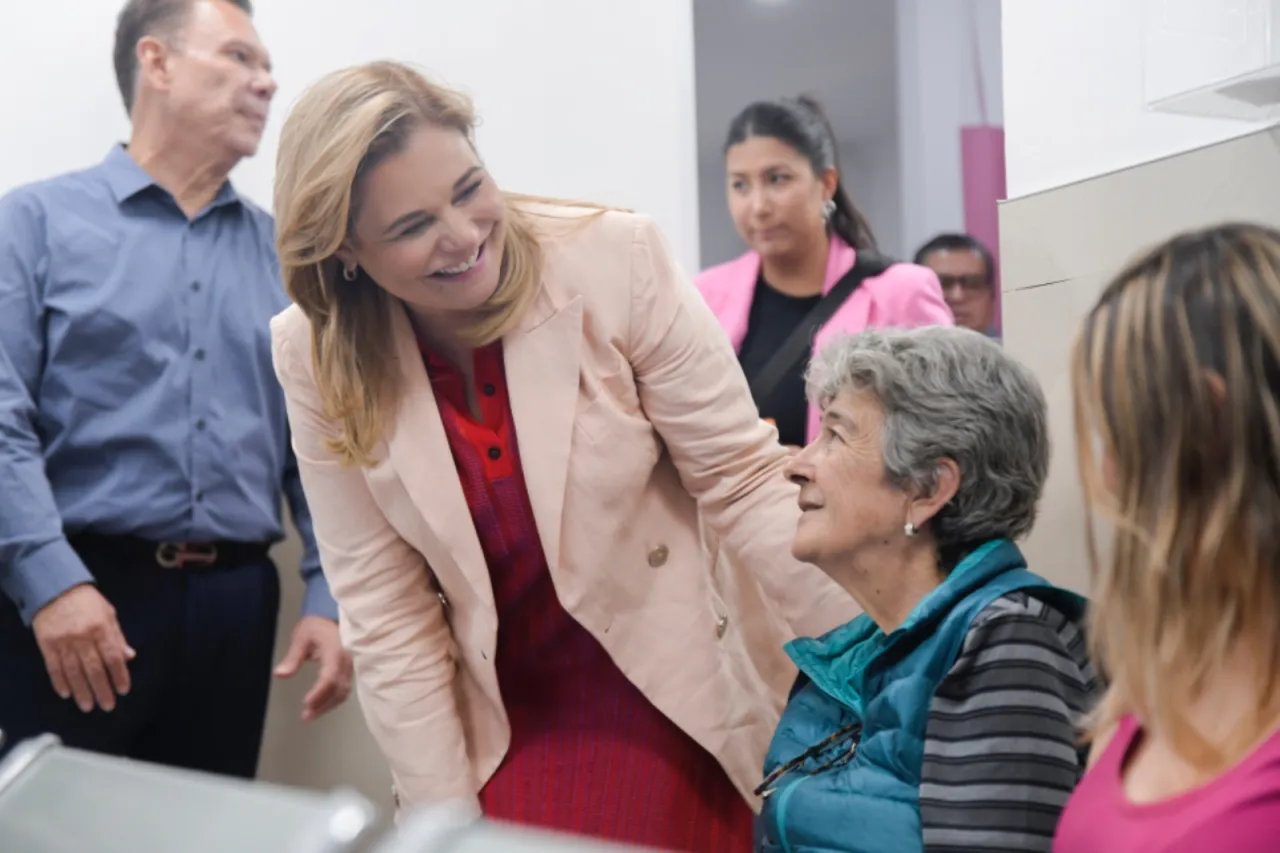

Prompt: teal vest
[757,540,1085,853]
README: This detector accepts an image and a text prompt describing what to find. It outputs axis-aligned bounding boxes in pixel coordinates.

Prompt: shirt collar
[101,144,242,211]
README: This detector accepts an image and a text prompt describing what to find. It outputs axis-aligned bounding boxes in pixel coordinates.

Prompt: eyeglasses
[754,721,862,799]
[936,273,990,293]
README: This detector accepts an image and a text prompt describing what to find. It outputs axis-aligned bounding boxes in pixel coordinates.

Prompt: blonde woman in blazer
[269,61,856,851]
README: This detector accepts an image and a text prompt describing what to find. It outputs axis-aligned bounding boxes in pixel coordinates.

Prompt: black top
[737,275,821,447]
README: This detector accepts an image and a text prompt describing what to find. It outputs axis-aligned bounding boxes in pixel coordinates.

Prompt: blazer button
[716,615,729,639]
[647,544,669,568]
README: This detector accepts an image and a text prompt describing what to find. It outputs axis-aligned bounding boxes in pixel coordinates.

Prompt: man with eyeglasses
[0,0,351,778]
[914,233,998,338]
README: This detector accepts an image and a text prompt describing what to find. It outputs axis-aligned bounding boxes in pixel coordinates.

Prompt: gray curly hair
[806,326,1049,562]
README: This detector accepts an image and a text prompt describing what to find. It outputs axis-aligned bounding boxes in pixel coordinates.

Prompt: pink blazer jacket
[271,206,859,813]
[694,238,953,443]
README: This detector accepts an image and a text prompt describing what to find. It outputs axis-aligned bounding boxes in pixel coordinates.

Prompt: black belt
[67,534,272,570]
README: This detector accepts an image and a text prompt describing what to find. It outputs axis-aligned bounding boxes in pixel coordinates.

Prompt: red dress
[422,341,753,851]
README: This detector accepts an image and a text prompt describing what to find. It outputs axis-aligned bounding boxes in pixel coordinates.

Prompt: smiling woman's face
[337,124,507,320]
[783,388,911,573]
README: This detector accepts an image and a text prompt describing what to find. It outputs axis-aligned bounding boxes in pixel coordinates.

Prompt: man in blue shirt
[0,0,352,776]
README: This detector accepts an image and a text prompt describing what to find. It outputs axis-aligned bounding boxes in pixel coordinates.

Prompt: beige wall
[258,520,390,809]
[999,126,1280,593]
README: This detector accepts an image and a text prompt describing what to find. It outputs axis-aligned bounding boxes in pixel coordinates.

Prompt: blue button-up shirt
[0,146,336,625]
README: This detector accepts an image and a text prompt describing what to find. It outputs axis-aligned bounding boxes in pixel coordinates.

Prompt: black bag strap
[747,252,892,404]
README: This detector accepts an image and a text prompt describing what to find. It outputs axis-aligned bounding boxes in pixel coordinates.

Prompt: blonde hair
[274,61,590,466]
[1072,222,1280,770]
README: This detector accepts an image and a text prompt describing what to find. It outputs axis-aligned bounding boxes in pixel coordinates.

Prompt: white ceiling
[692,0,900,152]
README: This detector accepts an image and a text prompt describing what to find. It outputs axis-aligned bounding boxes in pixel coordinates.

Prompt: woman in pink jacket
[695,97,953,448]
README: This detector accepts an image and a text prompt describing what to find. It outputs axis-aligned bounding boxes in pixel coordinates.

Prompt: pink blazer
[694,238,953,443]
[271,206,859,813]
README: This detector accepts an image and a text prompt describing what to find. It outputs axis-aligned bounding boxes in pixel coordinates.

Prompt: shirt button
[647,545,669,568]
[194,348,206,361]
[487,447,502,460]
[191,281,201,292]
[482,383,496,397]
[195,492,205,503]
[196,418,206,431]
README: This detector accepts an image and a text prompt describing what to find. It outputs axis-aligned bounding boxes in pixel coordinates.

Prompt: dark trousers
[0,544,280,778]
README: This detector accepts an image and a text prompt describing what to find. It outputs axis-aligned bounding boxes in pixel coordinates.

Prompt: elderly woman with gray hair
[756,327,1101,853]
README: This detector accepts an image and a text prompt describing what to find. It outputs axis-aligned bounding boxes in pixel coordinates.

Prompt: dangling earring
[342,265,358,282]
[821,199,836,221]
[904,520,917,538]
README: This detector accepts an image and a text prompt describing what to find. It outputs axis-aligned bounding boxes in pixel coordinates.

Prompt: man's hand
[273,615,352,722]
[31,584,135,713]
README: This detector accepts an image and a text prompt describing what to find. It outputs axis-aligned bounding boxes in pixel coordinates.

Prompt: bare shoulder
[1086,721,1121,768]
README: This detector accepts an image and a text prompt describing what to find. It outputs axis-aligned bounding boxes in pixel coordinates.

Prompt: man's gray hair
[806,326,1049,558]
[113,0,255,115]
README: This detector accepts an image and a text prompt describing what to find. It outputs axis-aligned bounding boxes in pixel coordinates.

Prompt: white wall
[896,0,1003,257]
[0,1,700,272]
[842,134,904,262]
[1002,0,1274,199]
[0,0,698,808]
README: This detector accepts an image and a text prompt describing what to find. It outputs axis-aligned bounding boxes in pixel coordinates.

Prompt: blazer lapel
[383,302,493,608]
[503,287,583,571]
[722,252,761,352]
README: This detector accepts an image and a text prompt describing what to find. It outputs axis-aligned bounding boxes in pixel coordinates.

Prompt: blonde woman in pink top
[694,97,951,449]
[1055,222,1280,852]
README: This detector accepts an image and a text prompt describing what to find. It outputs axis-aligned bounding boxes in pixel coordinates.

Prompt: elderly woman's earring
[821,199,836,221]
[904,521,917,538]
[342,265,358,282]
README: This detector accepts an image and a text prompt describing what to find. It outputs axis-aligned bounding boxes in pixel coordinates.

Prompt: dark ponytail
[724,95,877,252]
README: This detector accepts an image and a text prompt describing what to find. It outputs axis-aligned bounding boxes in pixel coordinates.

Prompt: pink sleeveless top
[1054,714,1280,852]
